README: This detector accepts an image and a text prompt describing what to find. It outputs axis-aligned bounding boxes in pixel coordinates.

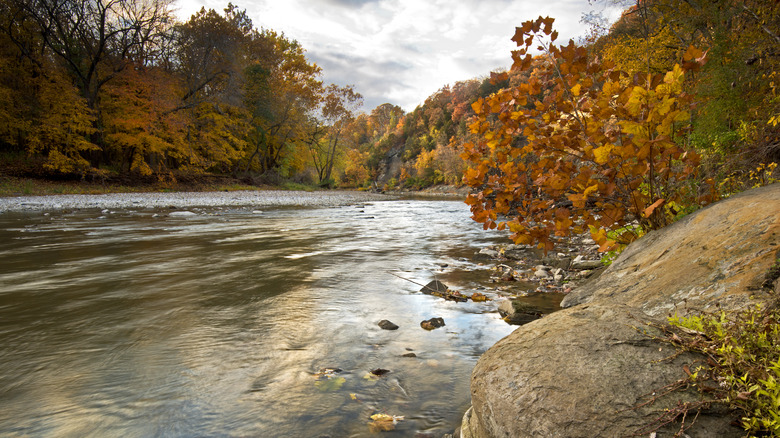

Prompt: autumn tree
[242,29,322,178]
[0,0,96,174]
[100,66,186,175]
[10,0,174,113]
[307,84,362,186]
[591,0,780,169]
[2,0,175,174]
[463,16,714,252]
[172,5,255,172]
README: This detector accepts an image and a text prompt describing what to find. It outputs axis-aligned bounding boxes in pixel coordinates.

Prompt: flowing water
[0,195,516,437]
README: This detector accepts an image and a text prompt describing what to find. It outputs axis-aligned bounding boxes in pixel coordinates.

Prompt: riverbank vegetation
[666,301,780,437]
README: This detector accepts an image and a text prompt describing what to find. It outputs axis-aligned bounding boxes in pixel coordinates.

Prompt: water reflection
[0,198,514,437]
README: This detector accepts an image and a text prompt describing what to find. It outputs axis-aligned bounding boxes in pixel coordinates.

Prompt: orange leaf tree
[462,16,715,252]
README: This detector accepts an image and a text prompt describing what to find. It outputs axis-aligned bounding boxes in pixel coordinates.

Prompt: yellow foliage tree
[31,75,97,175]
[102,66,189,176]
[463,16,716,252]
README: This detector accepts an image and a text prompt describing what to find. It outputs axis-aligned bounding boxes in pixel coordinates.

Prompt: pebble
[534,269,550,279]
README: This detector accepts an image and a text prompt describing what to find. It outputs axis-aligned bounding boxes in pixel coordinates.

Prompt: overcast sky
[174,0,623,113]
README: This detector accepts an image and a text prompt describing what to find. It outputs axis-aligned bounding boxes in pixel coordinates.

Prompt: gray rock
[168,211,197,217]
[470,304,743,438]
[570,256,603,270]
[497,293,563,325]
[460,406,478,438]
[378,320,399,330]
[467,184,780,438]
[533,269,550,279]
[478,248,500,259]
[540,255,572,269]
[420,280,449,295]
[504,246,542,260]
[562,183,780,314]
[497,300,543,325]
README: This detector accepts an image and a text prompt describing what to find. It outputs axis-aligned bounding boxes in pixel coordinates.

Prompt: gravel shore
[0,190,394,213]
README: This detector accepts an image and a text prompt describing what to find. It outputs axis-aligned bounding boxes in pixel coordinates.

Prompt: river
[0,192,515,437]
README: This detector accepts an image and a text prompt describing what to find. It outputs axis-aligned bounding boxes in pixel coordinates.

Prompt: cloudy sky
[174,0,623,112]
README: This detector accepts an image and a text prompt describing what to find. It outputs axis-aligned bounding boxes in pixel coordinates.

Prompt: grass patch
[280,181,318,192]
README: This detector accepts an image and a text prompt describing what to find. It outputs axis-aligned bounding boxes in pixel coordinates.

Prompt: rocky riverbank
[0,190,392,213]
[462,183,780,438]
[469,235,607,325]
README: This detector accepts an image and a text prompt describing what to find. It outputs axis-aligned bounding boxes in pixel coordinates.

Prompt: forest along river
[0,192,515,437]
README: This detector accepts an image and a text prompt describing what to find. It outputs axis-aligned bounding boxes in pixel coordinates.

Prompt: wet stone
[378,320,399,330]
[420,317,445,330]
[420,280,448,295]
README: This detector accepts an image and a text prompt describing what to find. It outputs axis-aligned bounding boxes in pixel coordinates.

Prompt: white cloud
[174,0,624,112]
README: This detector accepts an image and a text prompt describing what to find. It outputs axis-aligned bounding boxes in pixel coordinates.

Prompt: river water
[0,193,515,437]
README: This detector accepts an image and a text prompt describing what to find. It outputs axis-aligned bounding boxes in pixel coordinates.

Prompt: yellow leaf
[656,97,675,116]
[472,99,483,114]
[682,46,703,62]
[637,142,651,160]
[471,292,490,302]
[368,414,404,432]
[593,144,613,164]
[663,64,684,84]
[315,376,345,392]
[621,121,648,138]
[673,110,690,123]
[571,83,582,97]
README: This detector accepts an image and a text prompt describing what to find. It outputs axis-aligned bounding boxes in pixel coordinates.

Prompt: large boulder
[561,183,780,314]
[469,304,742,437]
[468,183,780,437]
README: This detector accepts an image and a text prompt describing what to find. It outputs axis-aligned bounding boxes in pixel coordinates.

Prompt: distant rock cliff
[464,183,780,438]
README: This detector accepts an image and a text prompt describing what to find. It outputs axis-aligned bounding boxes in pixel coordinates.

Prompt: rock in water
[169,210,197,217]
[420,280,448,295]
[468,184,780,437]
[420,317,445,330]
[378,320,399,330]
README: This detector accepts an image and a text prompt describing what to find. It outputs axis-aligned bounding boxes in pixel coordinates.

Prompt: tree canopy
[0,0,776,206]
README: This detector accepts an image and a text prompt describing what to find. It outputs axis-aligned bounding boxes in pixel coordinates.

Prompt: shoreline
[0,190,397,213]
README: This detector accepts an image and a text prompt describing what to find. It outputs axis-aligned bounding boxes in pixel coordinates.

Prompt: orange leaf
[643,198,665,218]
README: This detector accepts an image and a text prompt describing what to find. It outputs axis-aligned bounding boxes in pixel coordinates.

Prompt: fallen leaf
[368,413,404,432]
[470,292,490,302]
[315,376,346,392]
